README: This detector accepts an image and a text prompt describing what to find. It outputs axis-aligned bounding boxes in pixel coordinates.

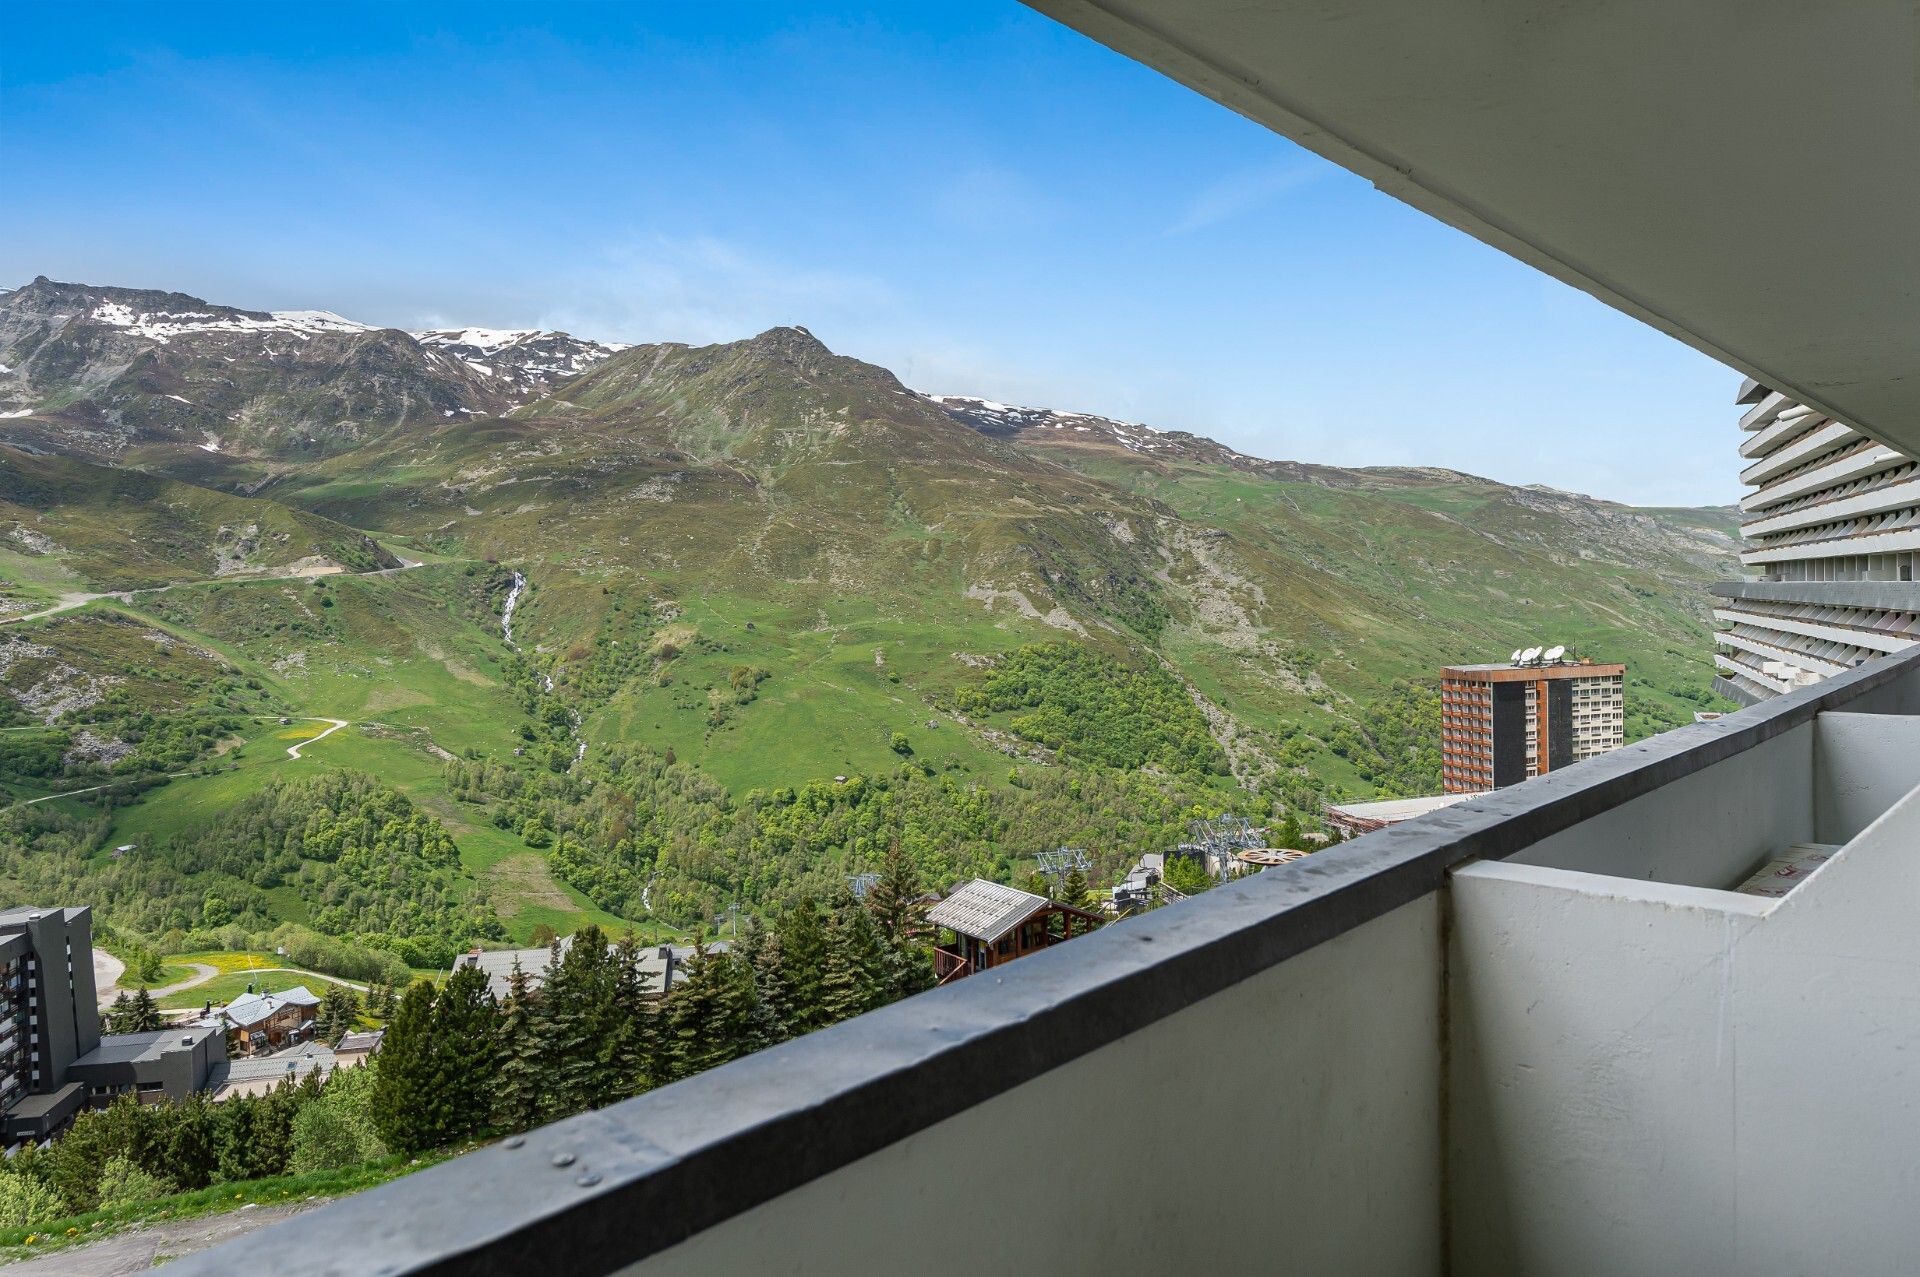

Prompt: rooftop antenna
[1543,644,1567,664]
[1510,648,1525,663]
[1520,646,1543,664]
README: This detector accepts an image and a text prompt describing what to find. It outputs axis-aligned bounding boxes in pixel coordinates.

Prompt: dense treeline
[374,845,938,1154]
[448,743,1251,928]
[0,850,946,1234]
[153,772,503,966]
[956,643,1227,777]
[0,1065,385,1229]
[0,773,499,969]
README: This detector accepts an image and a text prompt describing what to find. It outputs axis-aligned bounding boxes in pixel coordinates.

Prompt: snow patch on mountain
[927,393,1181,456]
[88,302,374,344]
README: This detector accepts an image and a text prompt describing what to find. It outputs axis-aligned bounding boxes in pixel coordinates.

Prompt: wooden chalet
[927,879,1102,985]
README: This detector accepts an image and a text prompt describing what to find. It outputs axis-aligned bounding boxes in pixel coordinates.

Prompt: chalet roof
[223,986,322,1028]
[925,879,1050,944]
[207,1043,336,1091]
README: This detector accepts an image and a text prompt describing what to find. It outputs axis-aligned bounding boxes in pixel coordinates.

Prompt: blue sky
[1,2,1738,505]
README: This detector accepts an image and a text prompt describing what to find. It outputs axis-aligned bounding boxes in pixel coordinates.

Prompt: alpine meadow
[0,276,1739,959]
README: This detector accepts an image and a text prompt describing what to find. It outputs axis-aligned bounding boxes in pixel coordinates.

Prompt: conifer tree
[540,926,616,1116]
[604,935,657,1099]
[370,979,439,1154]
[213,1094,256,1182]
[820,899,887,1025]
[735,916,790,1047]
[774,900,827,1034]
[126,988,162,1033]
[867,838,921,947]
[250,1079,299,1178]
[1272,811,1305,850]
[663,942,736,1081]
[104,991,132,1033]
[431,963,501,1144]
[165,1095,218,1190]
[1060,867,1093,912]
[492,959,546,1132]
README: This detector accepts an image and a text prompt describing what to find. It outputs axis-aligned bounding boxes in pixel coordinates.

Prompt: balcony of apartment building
[162,2,1920,1274]
[165,650,1920,1276]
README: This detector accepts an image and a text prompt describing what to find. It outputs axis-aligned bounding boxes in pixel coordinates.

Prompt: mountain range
[0,276,1738,936]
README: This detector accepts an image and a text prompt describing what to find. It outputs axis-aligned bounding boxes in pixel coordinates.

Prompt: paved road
[147,962,219,1000]
[90,949,126,1008]
[2,1200,323,1274]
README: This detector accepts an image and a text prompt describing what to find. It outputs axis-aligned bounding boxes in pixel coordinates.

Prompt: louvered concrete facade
[1714,381,1920,704]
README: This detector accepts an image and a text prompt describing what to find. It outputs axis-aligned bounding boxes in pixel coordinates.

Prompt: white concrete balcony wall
[1448,711,1920,1277]
[623,897,1443,1277]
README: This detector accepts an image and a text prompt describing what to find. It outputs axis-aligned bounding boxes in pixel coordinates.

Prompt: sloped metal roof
[925,879,1050,943]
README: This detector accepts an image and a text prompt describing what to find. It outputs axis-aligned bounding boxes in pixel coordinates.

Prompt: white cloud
[1168,163,1325,234]
[536,234,897,347]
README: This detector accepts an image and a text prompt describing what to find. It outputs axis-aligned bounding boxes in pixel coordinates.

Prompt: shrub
[0,1173,62,1229]
[94,1156,175,1211]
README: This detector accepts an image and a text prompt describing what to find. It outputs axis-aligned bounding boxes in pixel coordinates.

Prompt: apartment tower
[1440,655,1626,793]
[1712,381,1920,702]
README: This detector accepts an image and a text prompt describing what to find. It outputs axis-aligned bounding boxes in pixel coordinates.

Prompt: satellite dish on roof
[1543,645,1567,663]
[1510,649,1524,663]
[1520,647,1542,664]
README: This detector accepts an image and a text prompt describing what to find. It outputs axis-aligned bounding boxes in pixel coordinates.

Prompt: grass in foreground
[0,1151,451,1264]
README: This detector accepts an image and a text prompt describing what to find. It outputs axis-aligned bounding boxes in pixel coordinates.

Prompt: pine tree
[735,915,790,1047]
[492,959,546,1132]
[104,991,132,1033]
[213,1094,256,1183]
[165,1095,218,1190]
[820,899,887,1025]
[250,1079,299,1178]
[1061,867,1093,911]
[431,963,501,1144]
[1273,811,1305,850]
[604,935,657,1100]
[126,988,162,1033]
[540,926,615,1117]
[663,942,731,1081]
[867,837,922,949]
[774,900,827,1034]
[370,980,439,1154]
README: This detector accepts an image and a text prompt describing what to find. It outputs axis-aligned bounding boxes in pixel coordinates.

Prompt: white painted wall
[623,898,1443,1277]
[1451,725,1920,1277]
[1509,721,1813,887]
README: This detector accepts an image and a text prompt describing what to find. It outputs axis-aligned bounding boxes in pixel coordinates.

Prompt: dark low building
[0,906,102,1145]
[67,1024,224,1105]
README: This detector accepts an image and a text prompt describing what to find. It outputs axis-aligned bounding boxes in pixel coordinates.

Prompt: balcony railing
[163,644,1920,1277]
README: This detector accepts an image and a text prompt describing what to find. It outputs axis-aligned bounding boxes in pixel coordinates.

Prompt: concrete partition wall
[1505,721,1813,886]
[624,897,1445,1277]
[1449,740,1920,1277]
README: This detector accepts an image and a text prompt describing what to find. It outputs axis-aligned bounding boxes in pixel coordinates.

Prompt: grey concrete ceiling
[1029,1,1920,452]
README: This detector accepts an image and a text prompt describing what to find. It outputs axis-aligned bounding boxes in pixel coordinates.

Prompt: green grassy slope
[0,319,1742,955]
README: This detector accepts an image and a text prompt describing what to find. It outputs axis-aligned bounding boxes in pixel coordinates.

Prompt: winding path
[0,714,355,814]
[0,556,426,628]
[286,718,349,760]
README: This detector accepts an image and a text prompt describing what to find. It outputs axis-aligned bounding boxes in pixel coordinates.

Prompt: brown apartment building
[1441,657,1626,793]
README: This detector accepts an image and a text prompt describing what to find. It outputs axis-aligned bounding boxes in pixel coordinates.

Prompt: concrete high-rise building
[0,906,101,1144]
[1440,657,1625,792]
[1713,382,1920,703]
